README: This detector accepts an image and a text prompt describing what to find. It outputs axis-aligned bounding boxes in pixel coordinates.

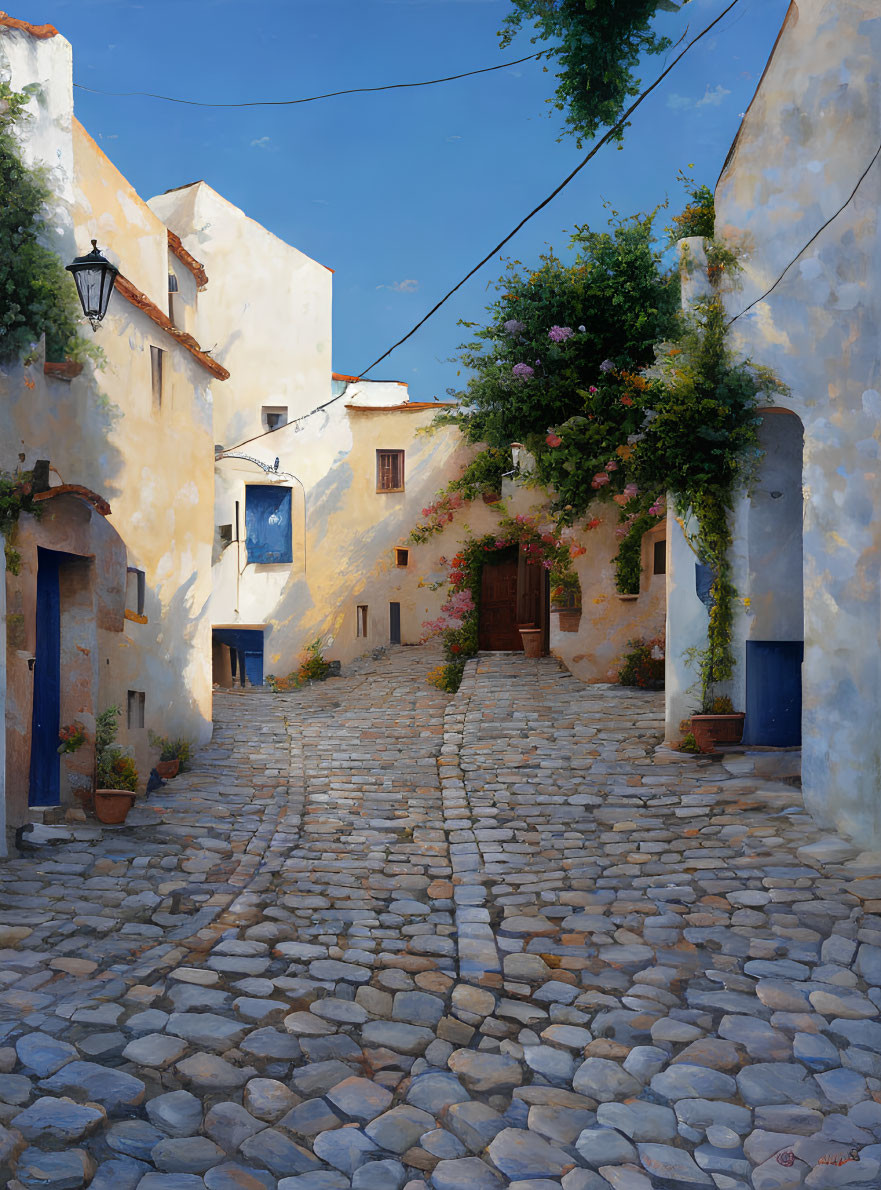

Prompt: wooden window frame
[376,449,405,493]
[395,547,409,568]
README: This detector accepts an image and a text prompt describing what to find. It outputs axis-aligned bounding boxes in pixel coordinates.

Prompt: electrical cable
[357,0,742,378]
[72,54,541,108]
[727,136,881,326]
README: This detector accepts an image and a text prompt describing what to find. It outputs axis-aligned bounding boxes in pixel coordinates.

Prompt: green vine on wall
[0,83,100,366]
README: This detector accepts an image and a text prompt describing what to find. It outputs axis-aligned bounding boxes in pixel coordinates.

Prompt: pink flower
[604,460,618,472]
[512,363,534,380]
[591,473,611,489]
[623,483,639,500]
[649,499,665,516]
[545,433,562,448]
[548,325,574,342]
[588,386,598,394]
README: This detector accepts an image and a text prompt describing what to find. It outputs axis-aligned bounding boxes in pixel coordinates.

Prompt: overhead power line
[72,54,541,108]
[358,0,742,378]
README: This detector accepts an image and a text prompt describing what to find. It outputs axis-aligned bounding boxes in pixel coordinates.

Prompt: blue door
[744,640,803,746]
[29,549,63,806]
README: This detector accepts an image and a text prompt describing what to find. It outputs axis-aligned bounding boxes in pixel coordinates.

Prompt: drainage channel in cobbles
[0,645,879,1190]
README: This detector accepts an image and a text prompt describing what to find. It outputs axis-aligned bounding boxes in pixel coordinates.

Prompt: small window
[219,524,233,547]
[150,346,165,409]
[653,539,666,576]
[245,485,292,564]
[376,449,404,492]
[262,406,288,432]
[356,605,368,638]
[395,548,409,568]
[390,602,401,645]
[168,273,179,322]
[126,566,145,616]
[127,690,145,730]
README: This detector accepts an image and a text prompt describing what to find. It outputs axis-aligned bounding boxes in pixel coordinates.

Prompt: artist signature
[776,1148,861,1168]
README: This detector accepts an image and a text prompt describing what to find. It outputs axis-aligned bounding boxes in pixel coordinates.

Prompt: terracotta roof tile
[0,12,58,38]
[345,401,456,412]
[115,274,229,380]
[168,230,208,290]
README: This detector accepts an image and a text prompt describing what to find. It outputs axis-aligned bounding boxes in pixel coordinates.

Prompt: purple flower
[512,363,534,380]
[600,359,615,373]
[548,325,574,342]
[503,319,525,335]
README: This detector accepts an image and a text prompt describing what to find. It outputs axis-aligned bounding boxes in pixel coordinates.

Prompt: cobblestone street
[1,646,880,1190]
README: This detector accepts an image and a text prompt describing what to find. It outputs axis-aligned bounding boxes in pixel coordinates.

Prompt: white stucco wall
[0,25,75,267]
[0,23,217,822]
[148,183,333,449]
[714,0,881,841]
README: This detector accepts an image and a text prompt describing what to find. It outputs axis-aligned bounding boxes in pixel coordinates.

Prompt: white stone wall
[148,183,333,449]
[713,0,881,841]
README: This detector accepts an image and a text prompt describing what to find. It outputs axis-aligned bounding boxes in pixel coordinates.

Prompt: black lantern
[65,239,119,330]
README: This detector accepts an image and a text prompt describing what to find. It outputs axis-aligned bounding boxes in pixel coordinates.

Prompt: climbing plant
[419,187,785,709]
[0,83,98,365]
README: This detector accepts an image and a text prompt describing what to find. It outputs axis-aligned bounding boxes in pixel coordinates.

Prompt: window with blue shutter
[246,485,292,564]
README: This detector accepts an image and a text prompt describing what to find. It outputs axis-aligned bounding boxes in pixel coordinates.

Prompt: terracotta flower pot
[690,713,745,754]
[482,492,502,505]
[156,759,180,779]
[93,789,136,824]
[518,626,543,658]
[556,609,582,633]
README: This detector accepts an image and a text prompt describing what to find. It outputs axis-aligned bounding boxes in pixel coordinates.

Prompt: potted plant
[148,732,192,779]
[518,623,543,658]
[550,576,582,632]
[94,706,139,823]
[690,694,745,754]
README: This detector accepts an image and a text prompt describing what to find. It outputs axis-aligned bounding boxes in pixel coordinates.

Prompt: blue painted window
[246,485,292,564]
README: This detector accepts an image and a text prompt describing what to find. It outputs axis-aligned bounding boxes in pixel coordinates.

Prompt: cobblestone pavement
[1,646,880,1190]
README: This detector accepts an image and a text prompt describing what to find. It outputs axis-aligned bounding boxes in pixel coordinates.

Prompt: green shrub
[617,637,665,688]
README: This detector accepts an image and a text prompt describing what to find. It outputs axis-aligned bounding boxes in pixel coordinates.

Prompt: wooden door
[479,548,522,651]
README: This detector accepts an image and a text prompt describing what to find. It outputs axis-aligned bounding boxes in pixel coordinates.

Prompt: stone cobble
[0,645,879,1190]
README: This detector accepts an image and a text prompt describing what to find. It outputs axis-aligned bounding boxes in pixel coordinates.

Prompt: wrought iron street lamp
[65,240,119,330]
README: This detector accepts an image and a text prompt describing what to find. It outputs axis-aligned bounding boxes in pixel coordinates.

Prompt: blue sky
[33,0,789,397]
